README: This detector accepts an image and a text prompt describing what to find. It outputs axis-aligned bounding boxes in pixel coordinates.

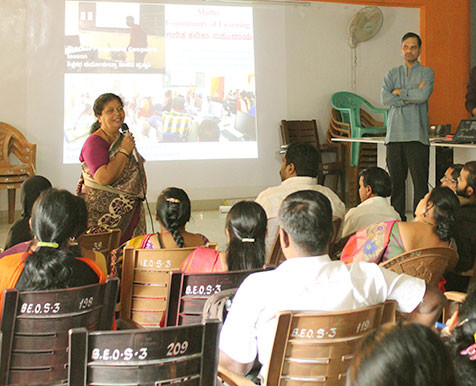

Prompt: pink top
[80,135,110,175]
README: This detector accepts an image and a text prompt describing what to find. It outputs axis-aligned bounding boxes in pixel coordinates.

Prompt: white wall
[0,1,418,211]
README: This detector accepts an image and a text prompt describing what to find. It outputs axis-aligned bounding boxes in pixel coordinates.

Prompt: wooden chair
[379,247,459,287]
[268,218,342,266]
[0,278,118,385]
[0,122,36,223]
[218,301,397,386]
[167,267,275,326]
[69,320,220,386]
[78,228,122,272]
[119,246,198,327]
[280,120,344,199]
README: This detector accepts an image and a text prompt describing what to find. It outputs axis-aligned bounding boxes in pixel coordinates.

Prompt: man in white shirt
[341,167,401,238]
[220,190,445,381]
[256,142,345,254]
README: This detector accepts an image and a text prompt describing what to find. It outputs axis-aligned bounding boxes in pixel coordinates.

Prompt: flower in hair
[460,332,476,360]
[166,197,180,203]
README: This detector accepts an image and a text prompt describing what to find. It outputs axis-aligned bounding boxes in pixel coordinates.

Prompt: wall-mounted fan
[348,6,384,48]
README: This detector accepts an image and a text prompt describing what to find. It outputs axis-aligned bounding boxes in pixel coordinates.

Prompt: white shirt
[341,196,401,238]
[219,255,425,378]
[256,177,346,254]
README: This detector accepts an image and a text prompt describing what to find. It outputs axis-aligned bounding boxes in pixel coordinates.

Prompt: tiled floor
[0,209,229,252]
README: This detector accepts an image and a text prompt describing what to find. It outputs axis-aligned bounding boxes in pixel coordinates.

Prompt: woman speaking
[76,93,147,243]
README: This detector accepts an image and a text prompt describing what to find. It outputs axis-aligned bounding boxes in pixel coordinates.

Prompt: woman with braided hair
[180,201,267,273]
[110,187,209,276]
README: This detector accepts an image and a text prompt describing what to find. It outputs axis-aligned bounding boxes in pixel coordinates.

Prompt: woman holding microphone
[77,93,147,243]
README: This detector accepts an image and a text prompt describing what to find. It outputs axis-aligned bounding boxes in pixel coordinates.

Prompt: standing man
[465,66,476,116]
[381,32,434,221]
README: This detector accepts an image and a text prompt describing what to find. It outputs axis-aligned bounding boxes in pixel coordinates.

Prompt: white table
[331,136,476,212]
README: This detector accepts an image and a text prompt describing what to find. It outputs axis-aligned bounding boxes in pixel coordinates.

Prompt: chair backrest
[167,267,275,326]
[78,229,121,257]
[331,92,366,127]
[69,320,221,386]
[0,122,36,171]
[119,246,196,327]
[266,301,397,385]
[280,120,321,147]
[0,278,118,385]
[379,247,459,286]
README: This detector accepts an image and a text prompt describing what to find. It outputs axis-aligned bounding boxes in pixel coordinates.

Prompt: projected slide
[64,1,257,163]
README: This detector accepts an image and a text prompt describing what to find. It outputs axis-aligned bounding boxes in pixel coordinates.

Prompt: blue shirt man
[381,32,434,221]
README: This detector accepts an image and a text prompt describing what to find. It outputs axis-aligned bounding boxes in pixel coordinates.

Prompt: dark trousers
[386,141,429,221]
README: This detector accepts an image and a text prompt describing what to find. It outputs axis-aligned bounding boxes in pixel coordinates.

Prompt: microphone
[120,123,139,162]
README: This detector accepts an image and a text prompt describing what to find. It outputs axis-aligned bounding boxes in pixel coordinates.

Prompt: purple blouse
[80,135,110,175]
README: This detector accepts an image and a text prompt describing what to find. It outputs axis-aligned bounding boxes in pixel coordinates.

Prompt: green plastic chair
[331,91,388,166]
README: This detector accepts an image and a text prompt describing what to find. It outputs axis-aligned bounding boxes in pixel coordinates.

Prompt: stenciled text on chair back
[379,247,459,286]
[78,228,121,268]
[69,320,221,386]
[0,278,118,385]
[266,302,396,386]
[167,267,274,326]
[120,246,197,327]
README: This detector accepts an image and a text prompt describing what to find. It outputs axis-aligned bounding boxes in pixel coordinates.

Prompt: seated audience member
[446,161,476,292]
[445,287,476,386]
[181,201,266,273]
[161,96,193,141]
[197,119,220,142]
[4,175,52,250]
[219,190,445,381]
[440,163,464,192]
[349,321,456,386]
[341,186,459,264]
[111,187,209,276]
[0,189,105,308]
[341,167,400,238]
[256,142,345,255]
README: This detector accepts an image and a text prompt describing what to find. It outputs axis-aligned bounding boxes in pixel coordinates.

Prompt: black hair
[451,164,464,181]
[20,175,52,218]
[278,190,332,255]
[427,186,460,241]
[350,321,456,386]
[402,32,422,47]
[90,93,124,134]
[225,201,266,271]
[156,187,191,248]
[285,142,319,178]
[464,161,476,193]
[447,287,476,386]
[21,189,89,291]
[359,167,392,198]
[198,119,220,142]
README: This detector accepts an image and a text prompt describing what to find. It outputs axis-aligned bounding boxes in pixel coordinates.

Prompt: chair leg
[7,189,15,224]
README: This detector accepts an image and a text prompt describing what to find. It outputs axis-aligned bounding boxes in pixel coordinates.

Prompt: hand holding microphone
[120,123,139,162]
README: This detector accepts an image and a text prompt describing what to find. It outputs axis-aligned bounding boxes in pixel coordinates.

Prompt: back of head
[359,167,392,198]
[428,186,460,241]
[225,201,266,271]
[156,187,191,248]
[464,161,476,194]
[278,190,332,256]
[448,287,476,386]
[172,96,185,111]
[285,142,319,178]
[22,189,89,291]
[20,175,52,218]
[198,119,220,142]
[350,321,456,386]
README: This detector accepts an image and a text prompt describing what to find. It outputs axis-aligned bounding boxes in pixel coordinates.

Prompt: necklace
[98,128,117,144]
[415,218,435,227]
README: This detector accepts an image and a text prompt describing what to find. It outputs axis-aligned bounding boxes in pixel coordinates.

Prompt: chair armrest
[116,318,144,330]
[444,291,467,304]
[218,365,256,386]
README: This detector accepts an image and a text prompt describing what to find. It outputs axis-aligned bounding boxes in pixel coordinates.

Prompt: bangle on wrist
[118,149,129,157]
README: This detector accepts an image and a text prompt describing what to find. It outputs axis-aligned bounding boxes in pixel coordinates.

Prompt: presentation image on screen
[64,1,257,163]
